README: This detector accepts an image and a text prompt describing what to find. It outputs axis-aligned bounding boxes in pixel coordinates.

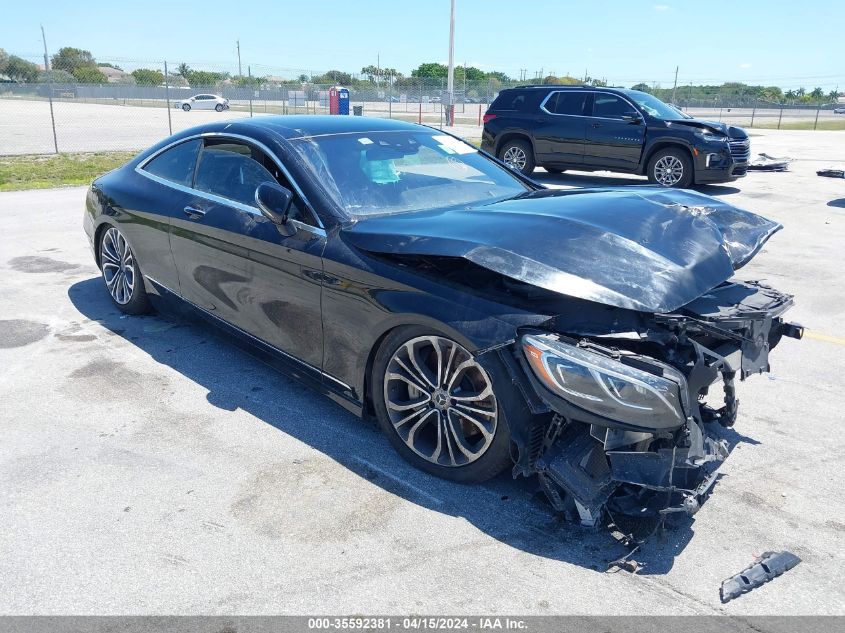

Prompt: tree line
[1,48,840,105]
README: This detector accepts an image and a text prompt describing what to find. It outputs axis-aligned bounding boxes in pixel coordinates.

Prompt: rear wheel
[99,226,150,315]
[215,103,224,112]
[647,147,693,188]
[181,103,191,112]
[498,139,535,175]
[372,327,512,483]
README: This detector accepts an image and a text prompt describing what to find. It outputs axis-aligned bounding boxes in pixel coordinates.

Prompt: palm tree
[810,87,824,102]
[176,63,191,79]
[785,89,796,104]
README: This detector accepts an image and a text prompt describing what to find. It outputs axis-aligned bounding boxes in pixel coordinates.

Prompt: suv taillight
[482,113,497,124]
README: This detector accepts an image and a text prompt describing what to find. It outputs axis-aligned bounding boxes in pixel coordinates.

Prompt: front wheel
[498,139,535,175]
[99,226,150,315]
[181,103,191,112]
[647,148,693,188]
[372,327,512,483]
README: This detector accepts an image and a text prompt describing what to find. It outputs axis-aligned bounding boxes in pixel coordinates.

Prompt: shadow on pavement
[532,170,742,196]
[68,276,755,575]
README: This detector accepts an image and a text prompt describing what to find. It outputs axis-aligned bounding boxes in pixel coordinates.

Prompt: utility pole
[671,65,679,104]
[446,0,455,125]
[236,40,242,76]
[248,65,253,117]
[40,24,58,154]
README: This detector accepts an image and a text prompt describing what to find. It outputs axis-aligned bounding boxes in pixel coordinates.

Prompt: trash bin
[353,105,363,116]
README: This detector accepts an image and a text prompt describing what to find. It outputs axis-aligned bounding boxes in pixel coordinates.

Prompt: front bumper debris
[720,551,802,602]
[509,280,802,527]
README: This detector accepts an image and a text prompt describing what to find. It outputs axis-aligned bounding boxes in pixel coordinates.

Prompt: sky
[3,0,842,90]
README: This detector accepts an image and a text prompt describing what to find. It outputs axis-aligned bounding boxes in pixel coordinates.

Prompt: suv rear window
[490,90,536,112]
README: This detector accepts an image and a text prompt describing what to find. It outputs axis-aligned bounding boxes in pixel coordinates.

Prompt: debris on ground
[748,153,792,172]
[817,168,845,178]
[719,550,801,603]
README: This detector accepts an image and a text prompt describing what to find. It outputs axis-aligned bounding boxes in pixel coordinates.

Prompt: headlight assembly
[695,130,729,143]
[522,334,687,430]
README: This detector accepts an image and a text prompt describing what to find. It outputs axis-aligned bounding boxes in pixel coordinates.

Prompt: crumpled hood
[666,118,748,139]
[342,187,781,313]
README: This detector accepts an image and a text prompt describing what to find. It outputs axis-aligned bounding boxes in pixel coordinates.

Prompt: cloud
[740,62,752,69]
[654,4,670,10]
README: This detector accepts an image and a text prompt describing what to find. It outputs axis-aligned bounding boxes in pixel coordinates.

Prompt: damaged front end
[502,280,803,527]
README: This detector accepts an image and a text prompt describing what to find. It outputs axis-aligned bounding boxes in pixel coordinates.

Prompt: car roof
[224,115,427,140]
[501,85,629,94]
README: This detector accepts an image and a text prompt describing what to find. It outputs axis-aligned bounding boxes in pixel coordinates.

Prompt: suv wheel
[648,148,693,188]
[499,139,535,175]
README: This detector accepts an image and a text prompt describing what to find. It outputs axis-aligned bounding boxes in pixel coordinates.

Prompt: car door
[583,92,645,170]
[196,95,212,110]
[132,138,203,292]
[169,136,326,371]
[533,90,589,166]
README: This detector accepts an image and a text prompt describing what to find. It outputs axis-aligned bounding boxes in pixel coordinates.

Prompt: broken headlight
[522,334,687,430]
[695,130,729,143]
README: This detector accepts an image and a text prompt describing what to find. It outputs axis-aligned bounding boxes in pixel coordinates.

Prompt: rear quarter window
[490,90,539,112]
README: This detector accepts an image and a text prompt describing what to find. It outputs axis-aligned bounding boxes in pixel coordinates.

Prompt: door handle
[183,205,206,220]
[591,122,602,128]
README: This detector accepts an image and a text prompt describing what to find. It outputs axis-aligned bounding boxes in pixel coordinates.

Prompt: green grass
[0,151,136,191]
[753,119,845,131]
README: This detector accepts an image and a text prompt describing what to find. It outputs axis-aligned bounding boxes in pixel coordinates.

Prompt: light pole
[446,0,455,126]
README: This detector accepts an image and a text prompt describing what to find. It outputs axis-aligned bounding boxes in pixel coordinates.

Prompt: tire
[498,139,535,175]
[98,226,150,315]
[215,104,224,112]
[372,326,512,483]
[647,147,693,188]
[543,167,566,174]
[181,103,191,112]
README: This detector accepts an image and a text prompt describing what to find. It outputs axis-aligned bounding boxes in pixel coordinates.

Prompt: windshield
[627,91,690,120]
[289,130,530,217]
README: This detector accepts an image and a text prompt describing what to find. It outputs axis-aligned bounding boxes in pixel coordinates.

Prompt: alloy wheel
[654,155,684,186]
[502,146,527,171]
[383,336,498,467]
[100,227,135,305]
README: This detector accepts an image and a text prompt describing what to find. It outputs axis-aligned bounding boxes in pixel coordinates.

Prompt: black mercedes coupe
[83,116,801,525]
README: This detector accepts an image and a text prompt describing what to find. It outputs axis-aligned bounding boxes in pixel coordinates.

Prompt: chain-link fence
[1,59,842,155]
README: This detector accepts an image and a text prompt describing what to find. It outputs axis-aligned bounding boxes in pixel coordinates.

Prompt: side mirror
[255,181,294,226]
[621,112,642,124]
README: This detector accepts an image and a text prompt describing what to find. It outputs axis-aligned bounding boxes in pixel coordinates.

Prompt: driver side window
[592,94,631,119]
[194,139,308,222]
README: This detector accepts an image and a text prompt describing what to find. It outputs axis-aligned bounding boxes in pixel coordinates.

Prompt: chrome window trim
[537,89,644,122]
[143,274,352,392]
[135,131,325,232]
[135,168,326,238]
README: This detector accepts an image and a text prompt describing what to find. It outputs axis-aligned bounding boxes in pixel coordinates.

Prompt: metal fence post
[814,103,821,130]
[750,103,756,128]
[777,105,783,130]
[248,66,253,117]
[40,25,59,153]
[164,61,172,135]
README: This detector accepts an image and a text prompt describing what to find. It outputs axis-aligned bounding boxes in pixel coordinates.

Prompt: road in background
[2,98,843,155]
